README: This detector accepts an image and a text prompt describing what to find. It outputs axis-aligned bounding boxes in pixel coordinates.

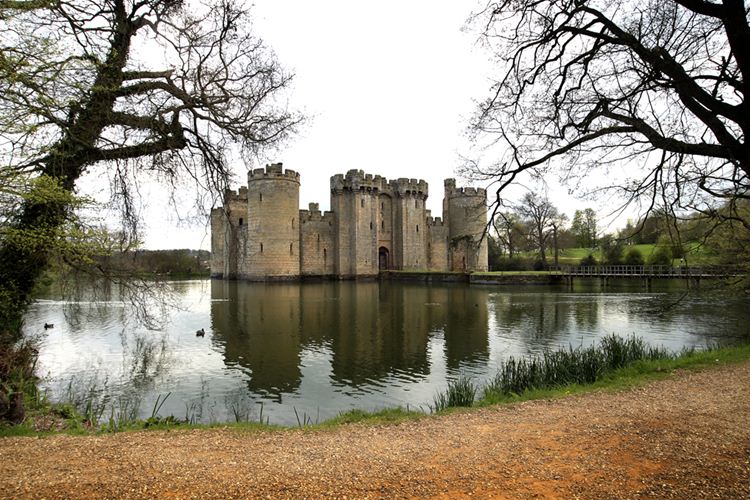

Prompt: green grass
[476,270,555,276]
[318,407,425,427]
[537,243,722,266]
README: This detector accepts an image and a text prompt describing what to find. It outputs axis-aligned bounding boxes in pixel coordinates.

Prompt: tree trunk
[553,226,559,267]
[0,2,133,339]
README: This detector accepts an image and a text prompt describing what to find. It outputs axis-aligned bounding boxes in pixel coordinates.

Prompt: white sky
[122,0,627,250]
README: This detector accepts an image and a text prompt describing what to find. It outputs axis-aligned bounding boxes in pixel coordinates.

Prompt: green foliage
[491,256,534,271]
[580,253,598,266]
[623,247,644,266]
[648,246,673,266]
[600,236,624,265]
[433,376,477,411]
[570,208,597,247]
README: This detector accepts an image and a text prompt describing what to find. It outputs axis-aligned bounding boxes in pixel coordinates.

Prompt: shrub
[580,254,598,266]
[648,246,673,266]
[623,248,645,266]
[602,239,625,265]
[493,257,532,271]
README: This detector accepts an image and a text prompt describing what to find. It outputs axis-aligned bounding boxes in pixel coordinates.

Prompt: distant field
[516,242,721,266]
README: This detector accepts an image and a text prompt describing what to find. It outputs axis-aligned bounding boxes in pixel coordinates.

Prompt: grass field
[523,242,721,266]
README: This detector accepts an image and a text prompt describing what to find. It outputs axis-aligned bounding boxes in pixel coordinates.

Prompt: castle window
[260,242,263,253]
[370,221,373,230]
[238,217,243,226]
[323,248,327,261]
[290,243,293,255]
[291,217,295,229]
[317,234,320,242]
[381,202,384,210]
[361,199,364,208]
[415,199,419,208]
[381,220,385,230]
[259,193,263,202]
[416,224,419,233]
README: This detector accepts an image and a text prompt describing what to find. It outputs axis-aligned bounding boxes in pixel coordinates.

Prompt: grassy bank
[2,337,749,437]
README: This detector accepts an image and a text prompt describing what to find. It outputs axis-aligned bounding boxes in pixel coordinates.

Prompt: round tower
[245,163,300,279]
[445,179,488,272]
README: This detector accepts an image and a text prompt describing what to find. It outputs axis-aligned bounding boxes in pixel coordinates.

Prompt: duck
[196,328,205,337]
[44,323,54,329]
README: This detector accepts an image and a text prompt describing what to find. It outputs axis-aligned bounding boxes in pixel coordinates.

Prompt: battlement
[389,177,428,197]
[330,169,390,193]
[300,204,334,224]
[248,162,300,183]
[428,216,445,227]
[446,184,486,199]
[224,187,248,202]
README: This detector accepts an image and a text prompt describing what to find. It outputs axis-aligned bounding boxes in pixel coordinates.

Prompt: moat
[23,280,750,425]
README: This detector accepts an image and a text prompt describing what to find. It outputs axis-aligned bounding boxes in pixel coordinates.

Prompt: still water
[23,279,749,425]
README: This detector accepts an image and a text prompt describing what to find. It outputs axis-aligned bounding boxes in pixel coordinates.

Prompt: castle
[210,163,488,280]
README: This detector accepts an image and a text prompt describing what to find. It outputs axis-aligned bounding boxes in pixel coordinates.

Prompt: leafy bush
[648,246,673,266]
[623,248,645,266]
[602,239,625,265]
[580,254,598,266]
[492,257,533,271]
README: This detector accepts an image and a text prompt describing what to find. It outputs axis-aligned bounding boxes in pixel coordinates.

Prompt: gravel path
[2,362,749,498]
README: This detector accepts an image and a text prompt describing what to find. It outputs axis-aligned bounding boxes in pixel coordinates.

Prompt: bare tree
[516,191,559,265]
[466,0,749,234]
[549,212,569,267]
[0,0,300,331]
[492,211,524,258]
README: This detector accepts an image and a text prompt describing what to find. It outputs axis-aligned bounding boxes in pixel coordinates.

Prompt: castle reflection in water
[209,280,490,398]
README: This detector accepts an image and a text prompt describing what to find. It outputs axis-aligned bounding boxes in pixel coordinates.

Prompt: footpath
[1,361,749,498]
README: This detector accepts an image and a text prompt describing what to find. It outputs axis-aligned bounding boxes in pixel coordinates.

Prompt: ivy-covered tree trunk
[0,2,134,338]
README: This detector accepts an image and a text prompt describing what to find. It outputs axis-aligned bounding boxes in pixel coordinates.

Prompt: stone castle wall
[244,164,300,279]
[210,164,488,279]
[427,214,449,270]
[299,203,335,276]
[444,179,489,272]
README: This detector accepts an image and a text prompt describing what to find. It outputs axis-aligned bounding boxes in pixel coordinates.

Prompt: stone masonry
[211,163,488,280]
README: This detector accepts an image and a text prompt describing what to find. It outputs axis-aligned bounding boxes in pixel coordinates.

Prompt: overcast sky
[116,0,625,250]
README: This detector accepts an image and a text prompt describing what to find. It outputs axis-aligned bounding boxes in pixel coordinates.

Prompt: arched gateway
[378,247,390,271]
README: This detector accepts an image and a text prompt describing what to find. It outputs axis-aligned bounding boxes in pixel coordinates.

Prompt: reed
[432,375,477,411]
[483,334,673,400]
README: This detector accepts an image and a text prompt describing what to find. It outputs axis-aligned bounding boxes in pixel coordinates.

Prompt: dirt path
[2,362,750,499]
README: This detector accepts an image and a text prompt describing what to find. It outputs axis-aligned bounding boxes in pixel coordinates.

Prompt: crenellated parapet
[330,169,389,194]
[390,177,428,199]
[300,202,334,224]
[428,216,445,227]
[224,186,248,203]
[248,162,300,184]
[444,178,486,199]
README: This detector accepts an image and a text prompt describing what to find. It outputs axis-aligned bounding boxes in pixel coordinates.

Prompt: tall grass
[432,335,678,411]
[432,376,477,411]
[483,334,671,401]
